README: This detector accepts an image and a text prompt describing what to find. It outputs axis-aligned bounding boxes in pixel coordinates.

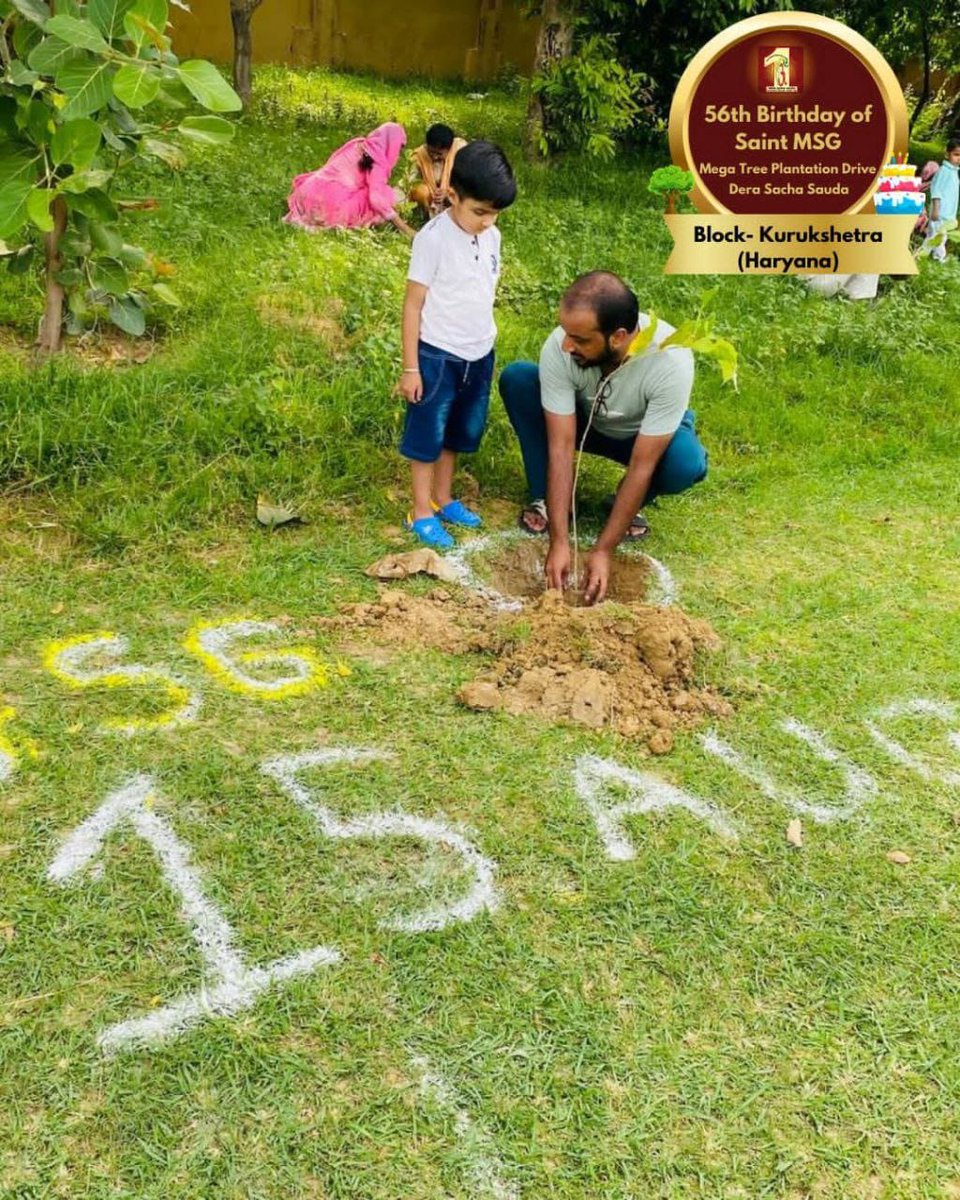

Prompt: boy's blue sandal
[404,514,455,550]
[434,499,483,528]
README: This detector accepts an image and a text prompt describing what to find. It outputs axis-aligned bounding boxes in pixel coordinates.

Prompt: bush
[529,35,652,159]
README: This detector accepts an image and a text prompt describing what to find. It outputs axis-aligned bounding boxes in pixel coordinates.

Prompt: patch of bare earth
[323,577,732,752]
[255,294,349,356]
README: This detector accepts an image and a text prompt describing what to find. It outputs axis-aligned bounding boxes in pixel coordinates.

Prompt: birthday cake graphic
[873,155,925,214]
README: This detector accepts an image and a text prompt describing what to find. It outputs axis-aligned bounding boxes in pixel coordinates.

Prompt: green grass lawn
[2,67,960,1199]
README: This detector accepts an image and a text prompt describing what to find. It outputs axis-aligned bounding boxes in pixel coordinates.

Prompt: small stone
[886,850,911,866]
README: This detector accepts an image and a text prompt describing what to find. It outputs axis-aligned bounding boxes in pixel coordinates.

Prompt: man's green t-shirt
[538,316,694,440]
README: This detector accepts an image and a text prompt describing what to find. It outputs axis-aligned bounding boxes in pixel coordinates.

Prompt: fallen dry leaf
[256,495,303,528]
[365,549,459,584]
[0,922,15,944]
[887,850,912,865]
[50,602,64,615]
[786,818,803,847]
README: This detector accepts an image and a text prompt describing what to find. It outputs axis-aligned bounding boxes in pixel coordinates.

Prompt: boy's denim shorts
[400,341,495,463]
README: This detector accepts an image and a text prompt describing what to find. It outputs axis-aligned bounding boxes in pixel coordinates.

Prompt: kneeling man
[499,271,708,605]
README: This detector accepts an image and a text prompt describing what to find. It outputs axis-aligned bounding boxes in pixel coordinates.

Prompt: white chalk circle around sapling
[446,529,678,610]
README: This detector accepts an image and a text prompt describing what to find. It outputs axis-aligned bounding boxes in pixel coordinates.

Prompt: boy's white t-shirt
[407,211,501,362]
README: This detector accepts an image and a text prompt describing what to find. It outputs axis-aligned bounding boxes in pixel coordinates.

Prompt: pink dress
[284,122,407,230]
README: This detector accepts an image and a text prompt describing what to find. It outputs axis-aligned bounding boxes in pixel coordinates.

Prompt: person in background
[926,138,960,262]
[407,123,468,220]
[284,121,415,238]
[396,142,516,549]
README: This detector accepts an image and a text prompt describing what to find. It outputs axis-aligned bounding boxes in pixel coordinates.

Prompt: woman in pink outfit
[284,121,415,238]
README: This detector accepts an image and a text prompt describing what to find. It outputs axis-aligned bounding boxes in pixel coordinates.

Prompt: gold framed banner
[665,11,915,275]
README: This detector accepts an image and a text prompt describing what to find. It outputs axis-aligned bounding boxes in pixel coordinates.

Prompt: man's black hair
[450,140,516,209]
[426,123,455,150]
[561,271,639,337]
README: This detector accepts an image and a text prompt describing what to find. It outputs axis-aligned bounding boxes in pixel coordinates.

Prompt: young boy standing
[927,138,960,262]
[397,141,516,549]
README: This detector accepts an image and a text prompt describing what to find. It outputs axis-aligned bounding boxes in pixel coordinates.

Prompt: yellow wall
[170,1,538,81]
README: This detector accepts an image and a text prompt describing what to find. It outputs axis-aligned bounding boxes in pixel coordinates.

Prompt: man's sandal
[623,512,650,541]
[518,498,548,536]
[404,513,454,549]
[602,492,650,541]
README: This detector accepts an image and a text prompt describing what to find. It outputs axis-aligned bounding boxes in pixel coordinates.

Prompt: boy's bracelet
[402,367,421,373]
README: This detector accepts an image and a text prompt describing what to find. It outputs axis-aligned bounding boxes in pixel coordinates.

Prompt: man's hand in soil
[396,369,422,403]
[582,547,612,605]
[545,540,572,592]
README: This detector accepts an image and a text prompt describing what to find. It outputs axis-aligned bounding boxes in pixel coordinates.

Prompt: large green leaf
[177,114,234,145]
[176,60,241,113]
[88,0,134,37]
[0,146,42,238]
[23,98,53,147]
[91,256,128,295]
[109,294,145,335]
[50,116,101,167]
[112,63,160,108]
[65,186,116,222]
[12,15,43,57]
[28,35,85,75]
[8,60,39,85]
[89,220,122,255]
[10,0,50,26]
[59,167,113,192]
[26,186,54,232]
[123,0,167,48]
[44,14,110,52]
[56,58,115,119]
[151,280,179,306]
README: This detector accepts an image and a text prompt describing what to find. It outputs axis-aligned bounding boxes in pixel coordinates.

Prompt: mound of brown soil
[326,584,731,752]
[459,591,730,751]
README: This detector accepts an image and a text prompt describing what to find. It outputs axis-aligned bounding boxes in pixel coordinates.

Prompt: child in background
[396,141,516,549]
[926,138,960,262]
[408,123,468,220]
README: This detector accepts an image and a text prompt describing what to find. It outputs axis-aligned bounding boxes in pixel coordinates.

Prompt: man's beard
[571,338,617,370]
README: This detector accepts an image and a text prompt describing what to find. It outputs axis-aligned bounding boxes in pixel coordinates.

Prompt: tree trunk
[36,195,68,356]
[231,0,260,109]
[665,192,677,215]
[524,0,574,160]
[908,9,931,132]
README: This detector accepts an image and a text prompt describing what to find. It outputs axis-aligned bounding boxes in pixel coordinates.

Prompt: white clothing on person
[407,210,501,361]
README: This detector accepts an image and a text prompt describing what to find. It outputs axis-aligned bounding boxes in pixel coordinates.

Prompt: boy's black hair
[947,137,960,154]
[426,123,455,150]
[450,140,517,209]
[561,271,639,337]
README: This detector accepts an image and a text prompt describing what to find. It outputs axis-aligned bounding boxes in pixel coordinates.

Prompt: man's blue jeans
[498,360,708,504]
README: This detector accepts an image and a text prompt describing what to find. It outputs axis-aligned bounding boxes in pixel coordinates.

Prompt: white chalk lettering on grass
[700,718,878,823]
[47,774,340,1054]
[184,618,326,699]
[43,633,201,735]
[262,749,499,932]
[575,753,738,862]
[865,698,960,787]
[448,529,679,609]
[412,1055,520,1200]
